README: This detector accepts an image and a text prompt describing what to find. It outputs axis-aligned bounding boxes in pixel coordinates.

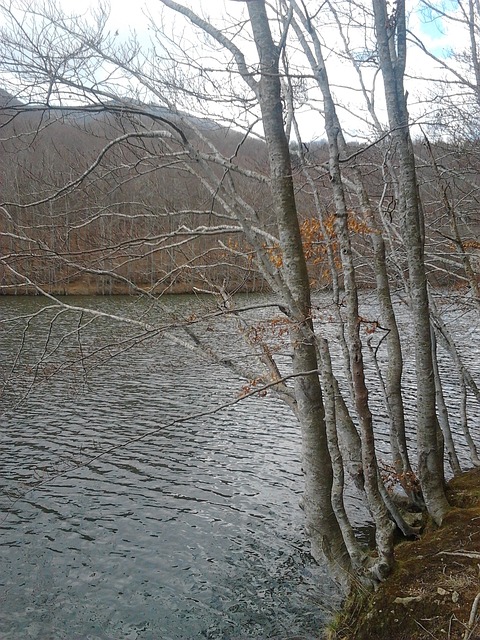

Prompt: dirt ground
[328,468,480,640]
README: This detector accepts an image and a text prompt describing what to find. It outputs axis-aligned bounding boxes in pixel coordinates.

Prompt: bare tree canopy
[1,1,479,634]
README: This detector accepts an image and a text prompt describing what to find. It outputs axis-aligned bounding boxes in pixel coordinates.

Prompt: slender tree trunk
[431,326,462,475]
[317,335,369,575]
[246,0,351,588]
[343,170,413,482]
[372,0,449,524]
[289,3,395,579]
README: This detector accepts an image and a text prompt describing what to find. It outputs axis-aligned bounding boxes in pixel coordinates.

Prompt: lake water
[0,295,340,640]
[0,293,478,639]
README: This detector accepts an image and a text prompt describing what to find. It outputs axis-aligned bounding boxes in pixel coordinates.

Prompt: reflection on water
[0,293,478,639]
[0,295,338,640]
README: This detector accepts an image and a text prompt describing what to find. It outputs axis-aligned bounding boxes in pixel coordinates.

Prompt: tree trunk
[246,0,351,588]
[372,0,449,524]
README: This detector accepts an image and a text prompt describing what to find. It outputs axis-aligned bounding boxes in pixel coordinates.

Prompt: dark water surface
[0,294,478,639]
[0,295,337,640]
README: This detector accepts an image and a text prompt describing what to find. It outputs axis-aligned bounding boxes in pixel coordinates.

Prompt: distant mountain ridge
[0,87,224,133]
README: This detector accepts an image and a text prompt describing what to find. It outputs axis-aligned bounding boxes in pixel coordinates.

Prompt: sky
[0,0,470,141]
[102,0,467,138]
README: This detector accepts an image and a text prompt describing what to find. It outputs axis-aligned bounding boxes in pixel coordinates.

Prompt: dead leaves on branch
[262,212,373,280]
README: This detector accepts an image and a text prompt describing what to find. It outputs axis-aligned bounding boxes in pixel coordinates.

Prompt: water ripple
[1,293,478,639]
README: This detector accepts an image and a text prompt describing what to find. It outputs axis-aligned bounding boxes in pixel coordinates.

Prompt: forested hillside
[0,91,271,293]
[1,89,478,295]
[1,0,480,617]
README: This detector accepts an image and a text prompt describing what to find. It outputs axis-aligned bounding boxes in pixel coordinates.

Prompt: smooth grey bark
[290,2,395,581]
[289,2,413,501]
[431,326,462,476]
[316,335,368,575]
[157,0,352,588]
[282,98,364,492]
[331,374,365,490]
[343,171,413,482]
[372,0,449,524]
[244,0,351,588]
[372,236,412,476]
[329,6,418,471]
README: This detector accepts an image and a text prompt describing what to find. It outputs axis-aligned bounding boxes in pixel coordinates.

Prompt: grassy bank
[327,468,480,640]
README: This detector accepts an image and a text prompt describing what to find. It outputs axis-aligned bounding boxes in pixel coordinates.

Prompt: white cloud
[2,0,476,141]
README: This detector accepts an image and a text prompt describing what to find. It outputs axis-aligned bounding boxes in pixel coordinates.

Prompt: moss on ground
[327,468,480,640]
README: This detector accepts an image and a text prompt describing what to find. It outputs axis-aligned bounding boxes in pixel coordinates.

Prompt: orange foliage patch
[300,212,372,268]
[462,239,480,250]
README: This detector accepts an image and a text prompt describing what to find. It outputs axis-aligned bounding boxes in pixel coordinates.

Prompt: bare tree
[1,0,479,601]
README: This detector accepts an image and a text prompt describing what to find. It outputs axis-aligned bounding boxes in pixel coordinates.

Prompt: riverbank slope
[328,468,480,640]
